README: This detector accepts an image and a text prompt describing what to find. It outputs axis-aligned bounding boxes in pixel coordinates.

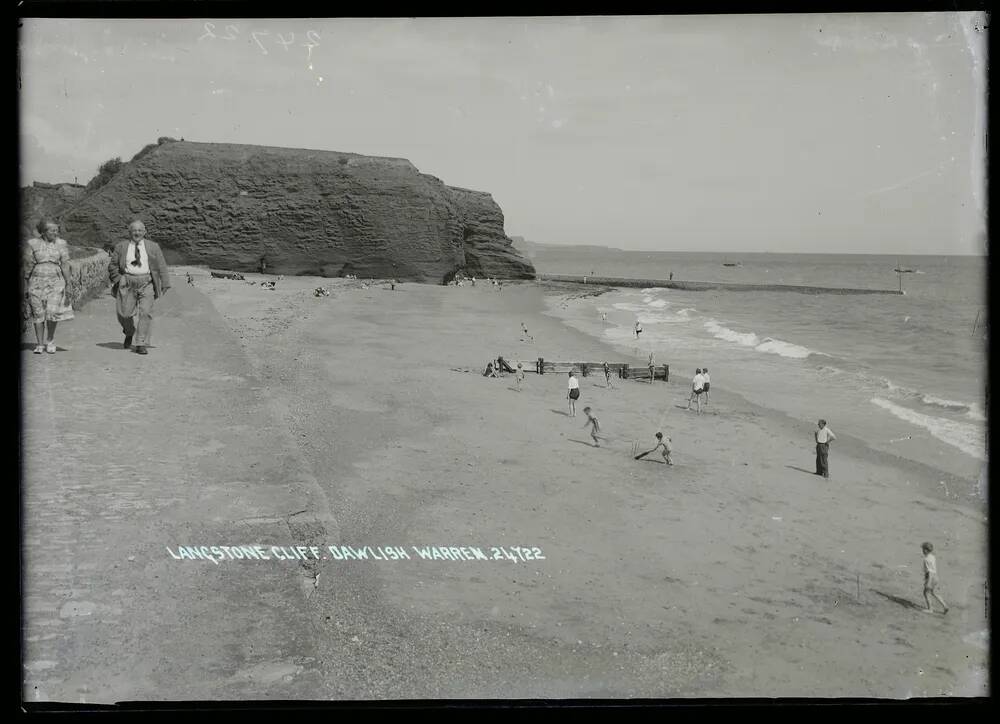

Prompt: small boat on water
[722,259,742,267]
[893,267,916,273]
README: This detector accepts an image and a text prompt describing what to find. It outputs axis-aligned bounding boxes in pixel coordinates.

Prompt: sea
[524,247,989,489]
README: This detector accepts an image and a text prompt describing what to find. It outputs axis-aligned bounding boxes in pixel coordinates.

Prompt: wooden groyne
[534,358,669,381]
[538,275,904,295]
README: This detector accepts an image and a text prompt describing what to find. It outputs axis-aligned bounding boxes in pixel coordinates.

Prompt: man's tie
[131,241,142,267]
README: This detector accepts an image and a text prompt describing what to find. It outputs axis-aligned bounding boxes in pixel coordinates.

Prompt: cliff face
[21,182,87,239]
[57,141,534,283]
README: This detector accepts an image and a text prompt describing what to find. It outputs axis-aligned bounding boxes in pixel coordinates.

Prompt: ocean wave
[648,299,668,309]
[703,319,816,359]
[754,338,814,359]
[850,373,987,420]
[870,397,986,461]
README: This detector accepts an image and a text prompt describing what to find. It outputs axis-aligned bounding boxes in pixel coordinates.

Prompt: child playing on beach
[702,367,711,405]
[635,432,672,465]
[521,322,533,342]
[515,362,525,391]
[603,362,614,389]
[567,371,580,417]
[635,321,643,338]
[648,352,656,384]
[686,369,705,414]
[582,407,601,447]
[921,542,949,614]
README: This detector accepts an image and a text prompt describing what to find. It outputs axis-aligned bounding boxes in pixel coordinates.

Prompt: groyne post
[621,364,629,380]
[537,357,544,375]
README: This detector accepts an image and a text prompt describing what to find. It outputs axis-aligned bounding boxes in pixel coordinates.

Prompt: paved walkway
[22,284,339,703]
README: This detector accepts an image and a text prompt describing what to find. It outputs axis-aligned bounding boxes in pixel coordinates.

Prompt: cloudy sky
[19,14,987,254]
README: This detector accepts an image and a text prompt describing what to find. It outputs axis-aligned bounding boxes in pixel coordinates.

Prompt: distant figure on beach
[582,407,601,446]
[499,280,504,295]
[472,276,476,287]
[601,312,608,323]
[520,322,533,342]
[702,367,711,404]
[814,419,836,478]
[921,542,949,614]
[669,272,674,281]
[686,368,705,413]
[648,352,655,384]
[567,370,580,417]
[636,432,672,465]
[390,278,396,291]
[483,361,497,377]
[23,219,74,354]
[259,256,267,274]
[515,362,525,391]
[603,361,614,389]
[186,272,194,285]
[634,321,643,339]
[583,276,587,284]
[108,219,171,355]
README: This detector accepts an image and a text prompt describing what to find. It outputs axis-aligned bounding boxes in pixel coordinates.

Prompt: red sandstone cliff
[56,141,534,283]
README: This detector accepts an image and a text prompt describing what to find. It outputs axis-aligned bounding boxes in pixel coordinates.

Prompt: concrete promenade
[21,284,338,703]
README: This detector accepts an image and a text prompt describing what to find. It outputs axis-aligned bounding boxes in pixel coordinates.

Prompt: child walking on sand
[582,407,601,447]
[603,361,614,389]
[921,542,949,614]
[515,362,525,391]
[567,370,580,417]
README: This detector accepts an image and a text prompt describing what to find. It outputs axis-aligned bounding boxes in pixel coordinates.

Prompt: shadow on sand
[96,342,128,350]
[550,409,570,416]
[568,439,598,447]
[785,465,817,477]
[871,589,923,610]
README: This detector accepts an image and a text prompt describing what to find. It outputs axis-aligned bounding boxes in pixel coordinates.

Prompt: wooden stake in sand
[856,573,861,602]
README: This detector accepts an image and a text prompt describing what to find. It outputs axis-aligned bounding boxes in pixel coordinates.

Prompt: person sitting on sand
[921,542,949,615]
[186,272,194,285]
[567,370,580,417]
[520,322,533,342]
[603,361,614,389]
[515,362,525,391]
[582,407,601,446]
[483,361,497,377]
[686,369,705,413]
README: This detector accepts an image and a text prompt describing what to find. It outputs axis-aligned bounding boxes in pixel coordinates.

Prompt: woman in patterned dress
[23,219,74,354]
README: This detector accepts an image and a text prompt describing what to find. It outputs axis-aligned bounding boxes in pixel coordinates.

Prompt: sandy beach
[151,267,987,697]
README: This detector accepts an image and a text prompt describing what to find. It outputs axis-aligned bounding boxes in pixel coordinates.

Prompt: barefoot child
[582,407,601,447]
[636,432,672,464]
[603,361,614,389]
[921,542,949,614]
[515,362,525,391]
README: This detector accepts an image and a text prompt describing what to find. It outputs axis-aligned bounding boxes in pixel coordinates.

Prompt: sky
[18,14,988,254]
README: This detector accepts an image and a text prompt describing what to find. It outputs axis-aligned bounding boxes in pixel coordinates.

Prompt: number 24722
[199,23,320,60]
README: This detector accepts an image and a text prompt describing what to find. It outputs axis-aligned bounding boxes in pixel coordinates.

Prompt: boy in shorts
[582,407,601,447]
[921,542,949,614]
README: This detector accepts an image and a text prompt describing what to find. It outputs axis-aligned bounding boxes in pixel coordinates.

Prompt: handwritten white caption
[198,23,321,60]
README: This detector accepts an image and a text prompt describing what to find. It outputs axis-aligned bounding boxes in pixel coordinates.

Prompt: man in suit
[108,219,171,355]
